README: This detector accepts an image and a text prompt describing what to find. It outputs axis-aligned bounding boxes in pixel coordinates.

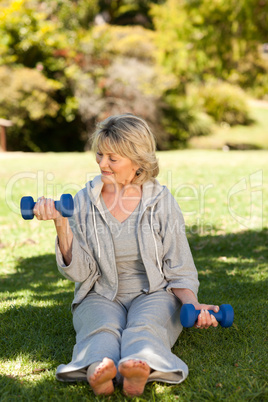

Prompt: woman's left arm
[172,288,219,329]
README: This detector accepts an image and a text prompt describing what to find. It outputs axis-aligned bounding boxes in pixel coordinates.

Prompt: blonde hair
[91,113,159,185]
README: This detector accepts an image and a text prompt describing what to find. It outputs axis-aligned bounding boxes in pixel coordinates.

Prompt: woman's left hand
[192,303,219,329]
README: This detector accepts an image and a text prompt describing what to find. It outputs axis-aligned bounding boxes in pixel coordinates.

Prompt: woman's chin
[101,174,115,184]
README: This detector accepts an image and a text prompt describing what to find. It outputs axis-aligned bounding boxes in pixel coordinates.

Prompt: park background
[0,0,267,401]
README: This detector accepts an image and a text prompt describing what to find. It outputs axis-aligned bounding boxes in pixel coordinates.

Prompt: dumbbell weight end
[55,194,74,218]
[20,196,35,220]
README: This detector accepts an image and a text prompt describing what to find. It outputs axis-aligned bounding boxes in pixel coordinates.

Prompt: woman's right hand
[33,196,61,221]
[193,303,219,329]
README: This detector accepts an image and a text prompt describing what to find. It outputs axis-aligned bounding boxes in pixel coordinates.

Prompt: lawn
[0,150,267,401]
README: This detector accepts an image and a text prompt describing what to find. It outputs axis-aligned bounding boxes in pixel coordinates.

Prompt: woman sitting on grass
[34,113,219,397]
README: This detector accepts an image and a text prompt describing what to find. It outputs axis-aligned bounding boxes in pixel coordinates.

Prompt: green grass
[0,151,267,401]
[189,104,268,150]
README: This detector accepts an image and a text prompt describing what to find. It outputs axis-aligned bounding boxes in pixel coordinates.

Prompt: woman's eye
[96,152,117,162]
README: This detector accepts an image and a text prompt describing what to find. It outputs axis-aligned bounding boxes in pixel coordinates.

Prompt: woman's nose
[99,155,109,168]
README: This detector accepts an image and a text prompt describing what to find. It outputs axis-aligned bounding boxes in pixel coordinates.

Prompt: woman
[34,114,219,397]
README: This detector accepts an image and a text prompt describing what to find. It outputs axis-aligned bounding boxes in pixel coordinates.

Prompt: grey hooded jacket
[55,175,199,310]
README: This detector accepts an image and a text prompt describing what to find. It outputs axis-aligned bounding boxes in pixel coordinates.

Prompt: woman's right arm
[54,216,73,266]
[33,196,73,265]
[34,194,98,284]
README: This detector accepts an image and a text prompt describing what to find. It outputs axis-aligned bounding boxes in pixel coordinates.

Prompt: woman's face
[96,150,139,187]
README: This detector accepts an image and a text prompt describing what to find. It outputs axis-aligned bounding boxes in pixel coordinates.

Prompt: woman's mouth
[101,171,113,176]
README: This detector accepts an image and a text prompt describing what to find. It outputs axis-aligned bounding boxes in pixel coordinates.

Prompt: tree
[150,0,268,88]
[0,0,85,151]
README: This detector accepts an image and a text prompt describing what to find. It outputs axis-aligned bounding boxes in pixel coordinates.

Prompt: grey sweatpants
[56,289,188,384]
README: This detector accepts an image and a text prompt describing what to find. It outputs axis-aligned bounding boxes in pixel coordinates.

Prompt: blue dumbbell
[20,194,74,220]
[180,304,234,328]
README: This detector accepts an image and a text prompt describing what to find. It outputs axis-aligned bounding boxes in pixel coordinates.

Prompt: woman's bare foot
[87,357,117,396]
[119,359,150,397]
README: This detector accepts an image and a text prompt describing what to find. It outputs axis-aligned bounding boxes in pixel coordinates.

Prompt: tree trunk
[0,126,6,152]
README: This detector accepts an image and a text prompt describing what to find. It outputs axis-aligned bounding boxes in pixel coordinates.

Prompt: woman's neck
[102,182,142,198]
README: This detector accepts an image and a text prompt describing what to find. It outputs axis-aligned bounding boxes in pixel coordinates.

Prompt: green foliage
[77,24,214,150]
[0,0,86,152]
[148,0,267,147]
[80,24,157,62]
[250,71,268,100]
[150,0,268,90]
[0,0,68,69]
[0,65,85,152]
[0,0,267,152]
[0,66,61,123]
[97,0,165,27]
[151,0,199,82]
[161,94,213,149]
[0,66,60,151]
[41,0,99,30]
[75,25,174,150]
[192,82,252,126]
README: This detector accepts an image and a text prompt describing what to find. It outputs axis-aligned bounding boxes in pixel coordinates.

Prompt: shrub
[0,66,61,121]
[0,0,87,152]
[194,82,253,126]
[248,70,268,101]
[161,94,213,149]
[0,66,60,150]
[80,24,157,63]
[0,66,84,152]
[74,56,170,150]
[77,24,213,151]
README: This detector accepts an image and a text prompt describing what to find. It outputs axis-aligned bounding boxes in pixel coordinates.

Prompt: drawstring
[150,204,163,276]
[92,204,101,260]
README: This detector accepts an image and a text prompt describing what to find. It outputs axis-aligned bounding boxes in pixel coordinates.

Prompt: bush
[0,66,61,121]
[248,69,268,101]
[75,25,171,150]
[76,24,214,151]
[80,24,157,63]
[74,56,170,150]
[161,94,213,149]
[0,0,87,152]
[193,82,253,126]
[0,66,85,152]
[0,66,60,151]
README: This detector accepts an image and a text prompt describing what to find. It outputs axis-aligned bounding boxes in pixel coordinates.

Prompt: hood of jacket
[86,174,169,211]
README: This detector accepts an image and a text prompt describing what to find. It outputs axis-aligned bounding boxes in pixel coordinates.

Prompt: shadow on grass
[0,254,74,365]
[185,228,268,335]
[188,228,268,303]
[0,229,267,400]
[0,253,73,303]
[0,373,94,402]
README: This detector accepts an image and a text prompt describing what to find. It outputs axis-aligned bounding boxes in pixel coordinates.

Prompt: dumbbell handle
[30,200,61,212]
[193,308,222,322]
